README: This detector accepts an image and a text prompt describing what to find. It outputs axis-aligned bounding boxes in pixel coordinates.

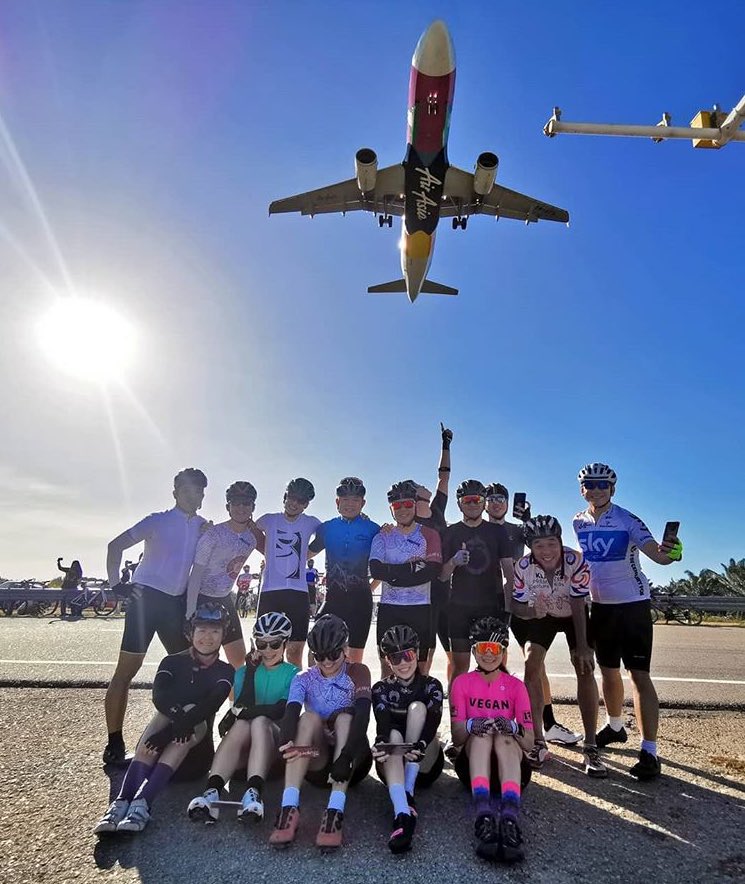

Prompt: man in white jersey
[103,467,208,765]
[573,463,682,780]
[185,481,261,669]
[256,478,321,668]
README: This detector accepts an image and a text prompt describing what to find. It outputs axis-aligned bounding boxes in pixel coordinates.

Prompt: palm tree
[717,559,745,596]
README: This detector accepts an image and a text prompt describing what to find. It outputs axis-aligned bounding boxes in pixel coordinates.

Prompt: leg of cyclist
[572,656,606,777]
[493,734,526,863]
[223,637,247,671]
[188,718,252,822]
[523,642,549,770]
[104,651,146,763]
[377,729,415,852]
[465,732,500,855]
[240,716,278,819]
[628,668,660,779]
[316,712,353,848]
[403,701,427,807]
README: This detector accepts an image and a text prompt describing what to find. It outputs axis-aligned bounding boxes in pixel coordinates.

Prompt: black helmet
[187,601,229,636]
[387,480,419,503]
[484,483,509,500]
[307,614,349,655]
[523,515,562,547]
[226,481,257,504]
[380,624,420,656]
[174,467,208,490]
[336,476,366,497]
[456,479,486,499]
[469,616,510,647]
[285,477,315,502]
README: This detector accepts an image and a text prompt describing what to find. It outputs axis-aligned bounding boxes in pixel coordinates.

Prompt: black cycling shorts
[376,603,432,662]
[448,603,508,654]
[512,609,590,652]
[257,589,310,642]
[318,591,373,649]
[590,600,653,672]
[454,745,532,792]
[120,584,189,655]
[196,593,243,646]
[430,579,451,652]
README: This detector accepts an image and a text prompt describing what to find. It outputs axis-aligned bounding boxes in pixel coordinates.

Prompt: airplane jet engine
[472,152,499,196]
[355,148,378,194]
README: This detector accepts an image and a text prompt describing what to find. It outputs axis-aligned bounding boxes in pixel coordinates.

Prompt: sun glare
[36,298,137,383]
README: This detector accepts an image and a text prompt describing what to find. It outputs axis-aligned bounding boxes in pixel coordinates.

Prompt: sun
[36,297,138,383]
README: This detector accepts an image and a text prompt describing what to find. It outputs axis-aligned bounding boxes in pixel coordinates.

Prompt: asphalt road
[1,615,744,707]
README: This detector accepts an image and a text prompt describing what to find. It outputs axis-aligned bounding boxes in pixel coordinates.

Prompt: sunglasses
[391,499,415,510]
[486,495,507,505]
[314,647,344,663]
[472,641,504,656]
[581,480,611,490]
[193,609,224,623]
[460,495,484,505]
[387,648,417,666]
[255,639,284,651]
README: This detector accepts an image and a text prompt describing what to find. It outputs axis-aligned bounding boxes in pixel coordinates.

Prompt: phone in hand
[375,742,416,753]
[512,493,527,520]
[287,745,320,758]
[662,521,680,544]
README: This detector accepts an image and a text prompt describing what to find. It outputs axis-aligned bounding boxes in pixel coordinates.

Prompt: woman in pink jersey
[449,617,534,865]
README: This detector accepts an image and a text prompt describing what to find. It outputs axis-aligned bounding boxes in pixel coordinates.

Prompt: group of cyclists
[94,425,683,863]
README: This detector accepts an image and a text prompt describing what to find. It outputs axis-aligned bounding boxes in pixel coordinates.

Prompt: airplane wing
[269,165,406,217]
[442,166,569,223]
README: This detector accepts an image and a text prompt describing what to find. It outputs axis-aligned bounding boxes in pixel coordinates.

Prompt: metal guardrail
[676,595,745,612]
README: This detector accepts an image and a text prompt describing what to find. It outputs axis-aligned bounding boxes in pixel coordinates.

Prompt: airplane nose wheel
[452,216,468,230]
[378,214,393,228]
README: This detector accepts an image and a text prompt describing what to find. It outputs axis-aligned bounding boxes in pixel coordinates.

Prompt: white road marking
[0,659,158,667]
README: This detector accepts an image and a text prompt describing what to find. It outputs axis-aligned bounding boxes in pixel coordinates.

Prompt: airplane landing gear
[452,216,468,230]
[378,214,393,228]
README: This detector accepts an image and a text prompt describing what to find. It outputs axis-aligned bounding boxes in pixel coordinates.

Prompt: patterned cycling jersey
[310,516,381,600]
[449,670,533,730]
[573,504,655,604]
[369,524,442,605]
[286,661,371,721]
[372,672,443,745]
[513,547,590,618]
[193,522,257,597]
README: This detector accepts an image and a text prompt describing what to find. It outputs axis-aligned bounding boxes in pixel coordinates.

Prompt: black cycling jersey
[151,650,234,730]
[415,490,447,534]
[372,671,444,746]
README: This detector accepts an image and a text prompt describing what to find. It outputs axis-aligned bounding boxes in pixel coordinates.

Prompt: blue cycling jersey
[311,515,380,600]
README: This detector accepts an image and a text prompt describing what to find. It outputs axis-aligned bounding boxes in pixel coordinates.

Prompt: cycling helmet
[387,480,419,503]
[577,463,617,485]
[380,624,420,656]
[484,483,509,499]
[188,601,229,634]
[336,476,366,497]
[174,467,208,489]
[285,477,315,501]
[253,611,292,641]
[226,481,257,504]
[456,479,486,500]
[307,613,349,655]
[523,515,562,547]
[469,616,510,647]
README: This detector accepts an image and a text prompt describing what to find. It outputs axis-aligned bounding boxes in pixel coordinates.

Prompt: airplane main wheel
[461,217,468,230]
[452,218,459,230]
[387,216,393,227]
[378,216,385,227]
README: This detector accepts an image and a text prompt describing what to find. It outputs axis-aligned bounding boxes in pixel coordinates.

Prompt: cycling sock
[471,775,491,815]
[327,789,346,813]
[388,783,410,817]
[500,781,521,820]
[247,775,265,795]
[281,786,300,808]
[207,775,226,795]
[118,760,154,801]
[107,730,124,748]
[542,704,557,730]
[404,761,420,794]
[641,740,657,756]
[607,715,624,731]
[136,762,175,806]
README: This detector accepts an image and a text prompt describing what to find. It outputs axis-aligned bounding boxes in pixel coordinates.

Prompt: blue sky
[0,0,743,584]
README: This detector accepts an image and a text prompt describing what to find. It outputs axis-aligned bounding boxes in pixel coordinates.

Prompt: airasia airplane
[269,20,568,303]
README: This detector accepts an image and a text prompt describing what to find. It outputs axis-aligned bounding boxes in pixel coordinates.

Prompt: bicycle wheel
[94,596,117,617]
[0,600,18,616]
[674,605,703,626]
[35,601,58,617]
[650,604,660,624]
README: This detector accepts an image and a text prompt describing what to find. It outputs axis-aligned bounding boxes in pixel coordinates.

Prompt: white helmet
[253,612,292,641]
[577,463,617,485]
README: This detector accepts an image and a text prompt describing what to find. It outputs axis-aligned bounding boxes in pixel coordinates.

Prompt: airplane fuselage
[400,22,455,301]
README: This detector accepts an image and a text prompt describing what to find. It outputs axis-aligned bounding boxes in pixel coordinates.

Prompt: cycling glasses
[472,640,504,656]
[486,494,507,505]
[581,480,611,490]
[391,499,415,510]
[193,608,225,624]
[460,495,484,505]
[314,647,344,663]
[387,648,417,666]
[255,639,284,651]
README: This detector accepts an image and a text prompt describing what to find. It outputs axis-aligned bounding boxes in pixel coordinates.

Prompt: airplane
[268,20,569,303]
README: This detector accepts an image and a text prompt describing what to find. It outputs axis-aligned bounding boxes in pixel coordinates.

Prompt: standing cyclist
[573,463,682,780]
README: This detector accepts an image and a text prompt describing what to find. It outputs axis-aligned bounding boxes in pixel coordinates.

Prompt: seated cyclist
[372,625,444,854]
[449,617,534,864]
[93,603,234,836]
[512,515,607,778]
[270,614,372,851]
[187,612,298,823]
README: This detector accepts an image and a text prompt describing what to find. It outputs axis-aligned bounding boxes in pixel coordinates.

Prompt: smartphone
[662,521,680,544]
[287,745,320,758]
[512,493,527,519]
[375,742,416,753]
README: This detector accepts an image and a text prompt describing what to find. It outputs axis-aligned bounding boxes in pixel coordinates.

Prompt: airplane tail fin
[367,278,458,296]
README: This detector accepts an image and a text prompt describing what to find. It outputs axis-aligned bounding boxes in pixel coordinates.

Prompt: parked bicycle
[650,591,703,626]
[67,579,119,618]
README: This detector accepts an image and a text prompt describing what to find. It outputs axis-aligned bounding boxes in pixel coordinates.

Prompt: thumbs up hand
[452,542,470,567]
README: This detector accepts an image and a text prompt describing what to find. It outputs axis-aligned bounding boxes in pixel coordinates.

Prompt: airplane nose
[412,20,455,77]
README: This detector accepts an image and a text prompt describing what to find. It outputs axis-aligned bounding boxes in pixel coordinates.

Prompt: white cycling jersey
[572,504,655,604]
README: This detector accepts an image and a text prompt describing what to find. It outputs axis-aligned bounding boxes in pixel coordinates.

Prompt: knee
[407,701,426,719]
[250,716,272,732]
